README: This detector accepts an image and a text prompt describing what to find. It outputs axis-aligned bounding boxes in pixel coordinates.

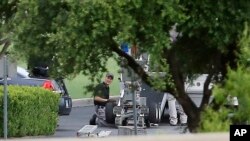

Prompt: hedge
[0,85,59,137]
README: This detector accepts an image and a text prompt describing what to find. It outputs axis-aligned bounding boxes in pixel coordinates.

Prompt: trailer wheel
[122,118,128,126]
[148,103,159,123]
[105,102,116,124]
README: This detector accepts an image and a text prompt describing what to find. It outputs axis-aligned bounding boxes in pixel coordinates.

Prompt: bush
[0,86,59,137]
[216,68,250,124]
[198,107,231,132]
[199,67,250,132]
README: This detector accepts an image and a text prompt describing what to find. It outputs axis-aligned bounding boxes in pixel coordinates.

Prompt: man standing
[168,93,187,126]
[89,73,116,126]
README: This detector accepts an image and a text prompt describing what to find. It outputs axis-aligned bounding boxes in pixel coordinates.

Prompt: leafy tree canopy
[10,0,250,132]
[0,0,17,58]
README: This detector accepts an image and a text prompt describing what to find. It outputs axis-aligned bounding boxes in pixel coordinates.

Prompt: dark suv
[0,66,72,115]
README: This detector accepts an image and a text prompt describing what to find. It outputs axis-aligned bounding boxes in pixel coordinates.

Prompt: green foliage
[0,0,17,31]
[239,23,250,67]
[11,0,250,82]
[179,1,250,50]
[148,57,174,91]
[8,0,250,132]
[215,67,250,124]
[199,107,231,132]
[207,67,250,129]
[200,24,250,132]
[0,86,59,137]
[12,0,185,78]
[224,24,250,124]
[173,1,250,75]
[206,62,250,130]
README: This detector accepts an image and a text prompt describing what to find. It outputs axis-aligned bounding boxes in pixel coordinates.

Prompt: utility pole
[131,70,138,135]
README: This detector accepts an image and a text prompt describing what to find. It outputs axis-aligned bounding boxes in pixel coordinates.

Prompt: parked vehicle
[0,66,72,116]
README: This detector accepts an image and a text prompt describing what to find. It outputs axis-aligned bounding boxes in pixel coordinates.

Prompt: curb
[72,98,93,107]
[72,96,119,107]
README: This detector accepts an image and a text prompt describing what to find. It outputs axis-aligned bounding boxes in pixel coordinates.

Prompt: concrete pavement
[8,133,229,141]
[72,98,93,107]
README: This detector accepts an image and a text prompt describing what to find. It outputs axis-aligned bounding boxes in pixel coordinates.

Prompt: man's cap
[106,72,114,80]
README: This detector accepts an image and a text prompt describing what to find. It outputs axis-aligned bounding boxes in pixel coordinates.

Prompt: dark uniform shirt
[93,82,110,106]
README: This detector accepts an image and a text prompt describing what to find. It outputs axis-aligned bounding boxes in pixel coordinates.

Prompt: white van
[185,74,213,107]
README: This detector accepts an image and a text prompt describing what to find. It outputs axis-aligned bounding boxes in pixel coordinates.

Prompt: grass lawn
[65,58,120,99]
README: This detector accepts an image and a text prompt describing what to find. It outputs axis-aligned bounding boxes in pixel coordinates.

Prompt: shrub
[199,67,250,132]
[0,86,59,137]
[198,107,231,132]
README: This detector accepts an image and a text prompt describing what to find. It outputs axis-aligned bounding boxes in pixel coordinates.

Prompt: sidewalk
[8,133,228,141]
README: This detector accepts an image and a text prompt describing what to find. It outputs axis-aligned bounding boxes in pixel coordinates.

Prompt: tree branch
[0,38,11,58]
[111,45,152,85]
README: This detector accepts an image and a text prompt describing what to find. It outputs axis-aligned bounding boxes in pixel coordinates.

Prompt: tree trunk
[177,93,202,132]
[0,38,10,58]
[165,48,201,132]
[174,77,201,133]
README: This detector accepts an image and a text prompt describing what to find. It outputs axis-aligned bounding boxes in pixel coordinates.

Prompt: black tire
[58,96,72,116]
[148,103,159,123]
[122,119,128,126]
[105,102,116,124]
[89,114,97,125]
[145,118,151,128]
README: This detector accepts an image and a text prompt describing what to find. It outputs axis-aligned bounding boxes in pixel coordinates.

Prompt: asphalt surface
[4,101,228,140]
[51,105,189,138]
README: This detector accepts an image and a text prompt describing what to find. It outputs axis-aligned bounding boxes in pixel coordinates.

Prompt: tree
[0,0,17,58]
[12,0,250,132]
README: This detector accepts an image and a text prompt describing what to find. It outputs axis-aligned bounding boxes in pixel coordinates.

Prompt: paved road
[52,106,188,138]
[6,105,228,141]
